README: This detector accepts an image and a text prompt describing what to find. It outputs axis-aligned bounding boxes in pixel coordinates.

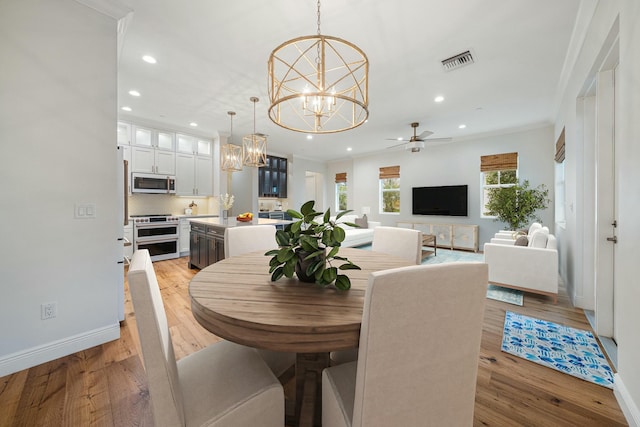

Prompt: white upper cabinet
[175,153,213,196]
[177,134,212,157]
[117,122,131,145]
[131,146,176,175]
[157,131,175,151]
[133,125,175,151]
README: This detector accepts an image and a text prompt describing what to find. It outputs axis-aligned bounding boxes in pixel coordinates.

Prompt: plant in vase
[220,193,234,219]
[485,180,550,231]
[265,200,361,290]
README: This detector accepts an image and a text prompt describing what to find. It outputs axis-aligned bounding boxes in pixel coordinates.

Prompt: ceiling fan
[386,122,452,152]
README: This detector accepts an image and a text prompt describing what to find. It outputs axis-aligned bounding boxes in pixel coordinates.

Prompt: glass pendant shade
[243,97,267,167]
[242,133,267,167]
[220,111,242,172]
[221,143,242,171]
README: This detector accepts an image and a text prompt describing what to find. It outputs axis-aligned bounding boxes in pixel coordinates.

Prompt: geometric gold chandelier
[242,97,268,167]
[267,0,369,134]
[220,111,243,172]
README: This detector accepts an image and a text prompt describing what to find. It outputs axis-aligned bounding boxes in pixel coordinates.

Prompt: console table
[398,222,479,252]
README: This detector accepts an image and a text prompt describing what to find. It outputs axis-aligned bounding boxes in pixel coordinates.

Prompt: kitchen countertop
[186,217,292,228]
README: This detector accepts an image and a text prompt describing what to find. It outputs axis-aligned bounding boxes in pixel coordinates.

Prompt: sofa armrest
[367,221,381,229]
[483,243,558,294]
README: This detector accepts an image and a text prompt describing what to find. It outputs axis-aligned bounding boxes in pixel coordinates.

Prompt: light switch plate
[75,203,96,219]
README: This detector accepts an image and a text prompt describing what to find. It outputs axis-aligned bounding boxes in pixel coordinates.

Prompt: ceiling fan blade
[385,138,410,142]
[386,142,408,149]
[416,130,434,139]
[423,137,453,144]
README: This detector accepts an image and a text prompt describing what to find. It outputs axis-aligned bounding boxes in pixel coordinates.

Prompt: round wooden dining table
[189,247,412,427]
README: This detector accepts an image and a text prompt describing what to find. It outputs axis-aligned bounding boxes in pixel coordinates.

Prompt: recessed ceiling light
[142,55,157,64]
[128,90,141,97]
[306,135,313,140]
[458,124,467,129]
[347,147,352,151]
[121,106,132,112]
[434,96,445,103]
[189,122,198,127]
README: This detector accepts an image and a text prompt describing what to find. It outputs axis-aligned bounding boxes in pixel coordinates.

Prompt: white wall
[555,1,640,422]
[0,0,123,375]
[290,155,328,212]
[331,125,555,247]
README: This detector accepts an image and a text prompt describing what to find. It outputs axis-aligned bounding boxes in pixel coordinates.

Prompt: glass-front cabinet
[259,155,287,198]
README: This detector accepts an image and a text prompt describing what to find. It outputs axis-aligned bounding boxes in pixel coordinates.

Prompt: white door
[594,66,618,340]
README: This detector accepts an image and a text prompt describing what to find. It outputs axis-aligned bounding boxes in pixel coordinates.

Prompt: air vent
[441,50,475,72]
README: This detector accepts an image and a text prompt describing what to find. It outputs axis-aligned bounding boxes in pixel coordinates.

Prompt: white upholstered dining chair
[323,262,488,427]
[224,224,296,378]
[128,250,284,427]
[371,226,423,265]
[224,224,277,257]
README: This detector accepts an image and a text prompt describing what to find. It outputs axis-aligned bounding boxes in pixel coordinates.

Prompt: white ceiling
[117,0,582,162]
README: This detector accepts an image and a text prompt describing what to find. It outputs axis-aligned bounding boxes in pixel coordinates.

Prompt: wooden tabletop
[189,247,412,353]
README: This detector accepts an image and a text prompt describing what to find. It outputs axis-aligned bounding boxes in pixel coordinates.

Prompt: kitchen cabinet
[130,125,176,175]
[189,223,224,269]
[258,211,291,230]
[117,122,132,145]
[131,145,176,175]
[132,125,175,150]
[258,155,287,198]
[176,134,213,196]
[176,153,213,196]
[179,219,191,256]
[123,222,133,261]
[176,134,211,157]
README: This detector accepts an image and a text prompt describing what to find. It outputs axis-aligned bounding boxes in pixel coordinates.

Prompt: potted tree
[485,180,550,231]
[265,200,361,290]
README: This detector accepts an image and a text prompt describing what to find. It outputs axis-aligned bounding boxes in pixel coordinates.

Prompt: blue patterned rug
[501,311,614,388]
[358,245,523,305]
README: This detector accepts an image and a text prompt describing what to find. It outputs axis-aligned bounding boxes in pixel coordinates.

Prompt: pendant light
[242,97,267,167]
[220,111,242,172]
[267,0,369,134]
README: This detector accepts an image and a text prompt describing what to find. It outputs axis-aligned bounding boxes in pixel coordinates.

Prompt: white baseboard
[0,324,120,377]
[614,373,640,427]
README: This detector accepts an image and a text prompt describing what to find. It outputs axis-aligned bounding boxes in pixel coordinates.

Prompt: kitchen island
[187,217,292,269]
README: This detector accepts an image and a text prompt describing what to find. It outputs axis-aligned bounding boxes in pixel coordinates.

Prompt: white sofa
[483,229,558,303]
[332,214,380,248]
[490,222,547,245]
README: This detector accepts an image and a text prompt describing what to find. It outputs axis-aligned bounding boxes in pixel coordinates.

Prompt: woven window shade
[335,172,347,183]
[379,165,400,179]
[480,152,518,172]
[555,128,565,163]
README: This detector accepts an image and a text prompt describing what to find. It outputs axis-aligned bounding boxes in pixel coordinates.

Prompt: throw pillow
[514,236,529,246]
[354,216,369,229]
[529,230,548,248]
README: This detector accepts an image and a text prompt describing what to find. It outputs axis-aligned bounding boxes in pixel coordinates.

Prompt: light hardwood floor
[0,256,628,426]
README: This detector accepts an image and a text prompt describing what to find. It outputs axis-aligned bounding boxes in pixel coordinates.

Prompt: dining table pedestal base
[292,352,330,427]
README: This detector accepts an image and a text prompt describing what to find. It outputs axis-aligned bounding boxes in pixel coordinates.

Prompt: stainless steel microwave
[132,173,176,194]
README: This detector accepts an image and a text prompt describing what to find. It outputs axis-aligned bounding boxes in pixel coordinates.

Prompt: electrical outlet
[41,302,57,320]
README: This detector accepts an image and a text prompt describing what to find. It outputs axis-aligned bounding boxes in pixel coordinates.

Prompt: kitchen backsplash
[129,194,219,216]
[259,198,289,211]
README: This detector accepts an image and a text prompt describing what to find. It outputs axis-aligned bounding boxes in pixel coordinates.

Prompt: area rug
[487,284,523,306]
[501,311,614,389]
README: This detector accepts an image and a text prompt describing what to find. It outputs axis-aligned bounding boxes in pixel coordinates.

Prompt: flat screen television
[412,185,468,216]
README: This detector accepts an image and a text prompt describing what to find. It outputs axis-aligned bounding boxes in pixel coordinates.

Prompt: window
[480,152,518,217]
[335,172,347,211]
[379,166,400,214]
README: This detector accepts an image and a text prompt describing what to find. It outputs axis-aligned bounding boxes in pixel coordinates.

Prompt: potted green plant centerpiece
[265,200,361,290]
[485,179,550,231]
